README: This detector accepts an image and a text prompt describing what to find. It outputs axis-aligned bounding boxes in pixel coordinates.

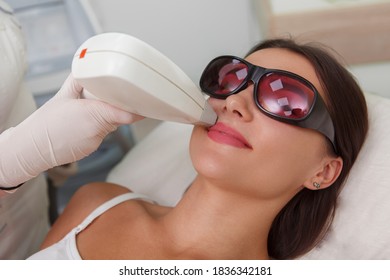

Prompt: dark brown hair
[246,38,369,259]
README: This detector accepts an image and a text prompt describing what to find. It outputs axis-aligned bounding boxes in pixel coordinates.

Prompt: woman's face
[190,48,330,199]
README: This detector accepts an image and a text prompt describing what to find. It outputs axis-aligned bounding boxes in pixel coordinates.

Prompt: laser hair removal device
[72,33,217,126]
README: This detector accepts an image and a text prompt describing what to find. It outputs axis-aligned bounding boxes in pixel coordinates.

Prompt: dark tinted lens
[201,57,248,96]
[257,73,315,119]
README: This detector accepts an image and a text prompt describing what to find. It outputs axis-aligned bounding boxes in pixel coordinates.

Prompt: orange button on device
[79,48,87,59]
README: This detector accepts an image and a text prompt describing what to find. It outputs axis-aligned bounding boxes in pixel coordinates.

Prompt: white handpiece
[71,33,217,126]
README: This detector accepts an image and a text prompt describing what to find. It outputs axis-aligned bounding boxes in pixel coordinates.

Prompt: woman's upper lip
[207,122,252,149]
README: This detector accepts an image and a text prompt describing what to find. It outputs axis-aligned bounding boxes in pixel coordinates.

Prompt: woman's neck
[157,176,281,259]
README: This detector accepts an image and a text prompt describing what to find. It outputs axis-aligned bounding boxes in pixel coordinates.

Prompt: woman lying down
[28,38,368,260]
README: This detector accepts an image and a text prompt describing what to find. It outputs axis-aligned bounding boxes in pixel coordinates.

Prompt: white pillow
[107,92,390,259]
[107,122,196,206]
[301,92,390,259]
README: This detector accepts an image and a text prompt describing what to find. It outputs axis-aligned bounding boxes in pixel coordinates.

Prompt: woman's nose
[209,86,254,121]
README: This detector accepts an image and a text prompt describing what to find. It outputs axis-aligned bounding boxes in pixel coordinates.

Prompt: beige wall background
[89,0,390,100]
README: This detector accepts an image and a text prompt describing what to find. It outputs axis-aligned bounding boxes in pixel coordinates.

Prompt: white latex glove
[0,74,143,188]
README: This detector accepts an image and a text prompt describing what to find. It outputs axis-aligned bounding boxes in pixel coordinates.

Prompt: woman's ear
[303,156,343,190]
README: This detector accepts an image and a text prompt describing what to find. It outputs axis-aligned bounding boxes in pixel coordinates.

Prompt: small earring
[313,182,321,189]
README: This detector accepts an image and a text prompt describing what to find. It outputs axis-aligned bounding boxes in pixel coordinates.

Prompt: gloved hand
[0,74,143,188]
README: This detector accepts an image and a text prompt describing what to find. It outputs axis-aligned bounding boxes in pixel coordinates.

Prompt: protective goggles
[200,55,337,153]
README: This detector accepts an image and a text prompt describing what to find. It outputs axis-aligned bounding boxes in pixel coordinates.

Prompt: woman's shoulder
[40,182,133,249]
[61,182,135,223]
[72,182,134,207]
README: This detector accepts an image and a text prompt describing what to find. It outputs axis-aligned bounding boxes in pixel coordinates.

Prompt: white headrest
[107,91,390,259]
[107,122,196,206]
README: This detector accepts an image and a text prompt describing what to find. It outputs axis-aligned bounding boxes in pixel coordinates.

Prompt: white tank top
[27,192,153,260]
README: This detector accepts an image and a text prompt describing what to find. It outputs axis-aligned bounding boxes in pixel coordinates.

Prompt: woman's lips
[207,122,252,149]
